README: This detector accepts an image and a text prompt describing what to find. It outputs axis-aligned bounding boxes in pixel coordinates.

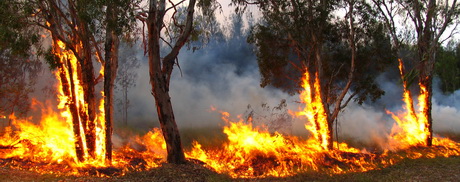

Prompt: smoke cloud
[118,32,460,147]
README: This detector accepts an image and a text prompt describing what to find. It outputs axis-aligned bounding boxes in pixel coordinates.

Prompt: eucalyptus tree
[373,0,460,146]
[233,0,392,150]
[139,0,219,163]
[0,0,42,124]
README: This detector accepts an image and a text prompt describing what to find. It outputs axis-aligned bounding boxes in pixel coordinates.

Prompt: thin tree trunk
[151,80,186,163]
[104,2,119,162]
[51,36,85,162]
[421,75,433,146]
[64,57,85,162]
[124,86,128,125]
[79,29,97,158]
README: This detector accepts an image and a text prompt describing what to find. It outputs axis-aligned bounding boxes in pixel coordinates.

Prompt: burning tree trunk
[419,75,433,146]
[373,0,459,147]
[145,0,196,164]
[51,38,85,162]
[78,24,97,158]
[104,2,119,162]
[298,0,357,151]
[39,0,102,161]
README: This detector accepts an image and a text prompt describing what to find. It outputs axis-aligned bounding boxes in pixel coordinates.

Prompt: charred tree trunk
[420,75,433,146]
[52,38,85,162]
[65,57,86,162]
[79,25,97,158]
[104,2,119,162]
[146,0,196,164]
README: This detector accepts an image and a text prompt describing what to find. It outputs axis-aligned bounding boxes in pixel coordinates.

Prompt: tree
[435,41,460,93]
[234,0,390,150]
[103,0,140,163]
[144,0,196,164]
[0,0,42,124]
[115,42,140,126]
[35,0,103,161]
[140,0,218,163]
[373,0,460,146]
[29,0,139,162]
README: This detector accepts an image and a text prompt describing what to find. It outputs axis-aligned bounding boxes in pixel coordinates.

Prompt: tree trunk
[151,79,186,163]
[53,37,85,162]
[104,2,119,162]
[64,57,85,162]
[79,25,97,158]
[123,86,128,125]
[420,75,433,146]
[146,0,196,164]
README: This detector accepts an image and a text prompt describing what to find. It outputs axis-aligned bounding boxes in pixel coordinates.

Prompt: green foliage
[0,0,39,57]
[403,69,419,88]
[435,41,460,93]
[0,0,42,117]
[246,0,392,103]
[168,0,222,51]
[43,47,60,70]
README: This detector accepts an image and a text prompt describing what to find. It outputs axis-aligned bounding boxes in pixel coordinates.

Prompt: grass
[1,156,459,182]
[2,126,460,181]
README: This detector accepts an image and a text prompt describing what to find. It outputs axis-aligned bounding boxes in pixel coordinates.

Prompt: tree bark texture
[52,37,85,162]
[147,0,196,164]
[43,0,98,160]
[104,2,119,162]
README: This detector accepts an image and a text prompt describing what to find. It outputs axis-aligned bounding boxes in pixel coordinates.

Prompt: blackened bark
[78,22,97,158]
[53,37,84,162]
[420,75,433,146]
[64,57,85,162]
[104,2,119,162]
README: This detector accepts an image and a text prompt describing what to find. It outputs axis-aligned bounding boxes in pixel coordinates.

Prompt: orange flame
[295,71,330,150]
[387,59,430,149]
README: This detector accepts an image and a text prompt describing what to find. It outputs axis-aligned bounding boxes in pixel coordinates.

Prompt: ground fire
[1,59,460,178]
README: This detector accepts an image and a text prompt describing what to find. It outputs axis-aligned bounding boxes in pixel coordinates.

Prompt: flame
[295,71,330,150]
[386,59,430,149]
[1,53,460,178]
[187,109,381,178]
[0,102,76,164]
[186,71,382,177]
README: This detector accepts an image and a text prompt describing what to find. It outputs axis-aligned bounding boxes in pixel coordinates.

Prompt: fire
[1,49,460,178]
[386,59,431,149]
[0,101,76,164]
[295,71,330,150]
[0,39,166,175]
[186,71,382,177]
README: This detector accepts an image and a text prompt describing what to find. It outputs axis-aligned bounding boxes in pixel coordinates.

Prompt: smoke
[120,29,294,131]
[119,34,460,149]
[335,72,460,148]
[432,79,460,133]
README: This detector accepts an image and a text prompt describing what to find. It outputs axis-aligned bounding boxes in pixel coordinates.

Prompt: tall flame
[386,59,430,149]
[295,71,330,150]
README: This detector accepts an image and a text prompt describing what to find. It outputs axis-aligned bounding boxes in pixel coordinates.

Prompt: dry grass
[1,156,459,182]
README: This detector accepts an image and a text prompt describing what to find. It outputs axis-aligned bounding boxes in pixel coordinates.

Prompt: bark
[53,37,85,162]
[79,23,97,158]
[65,56,86,162]
[104,2,119,162]
[147,0,196,164]
[412,0,435,147]
[420,75,433,146]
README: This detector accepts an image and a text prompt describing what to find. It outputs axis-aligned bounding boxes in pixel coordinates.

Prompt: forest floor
[1,155,460,182]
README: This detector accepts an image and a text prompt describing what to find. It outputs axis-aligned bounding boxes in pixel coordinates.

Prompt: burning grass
[3,109,460,179]
[1,61,460,178]
[1,152,460,181]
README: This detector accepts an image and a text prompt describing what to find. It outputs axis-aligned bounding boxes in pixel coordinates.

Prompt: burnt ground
[1,156,460,182]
